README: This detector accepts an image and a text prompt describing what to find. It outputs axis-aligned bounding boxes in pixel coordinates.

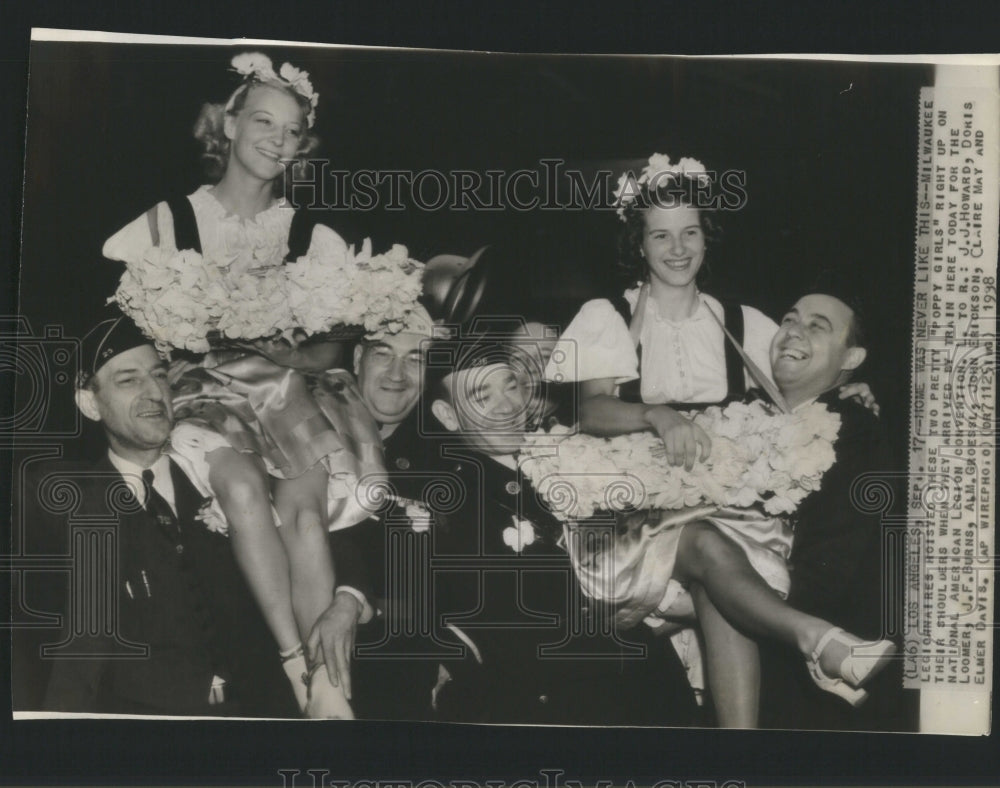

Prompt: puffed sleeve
[543,298,638,384]
[740,305,780,387]
[101,202,176,265]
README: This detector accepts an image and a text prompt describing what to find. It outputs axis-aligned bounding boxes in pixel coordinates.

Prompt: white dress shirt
[107,450,177,517]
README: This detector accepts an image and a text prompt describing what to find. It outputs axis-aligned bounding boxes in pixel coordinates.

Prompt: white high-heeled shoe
[806,627,897,707]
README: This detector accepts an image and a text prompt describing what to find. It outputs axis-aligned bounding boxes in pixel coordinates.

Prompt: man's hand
[306,590,362,700]
[644,405,712,470]
[837,381,880,416]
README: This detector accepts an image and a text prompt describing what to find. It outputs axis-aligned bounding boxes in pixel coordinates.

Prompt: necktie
[142,468,180,535]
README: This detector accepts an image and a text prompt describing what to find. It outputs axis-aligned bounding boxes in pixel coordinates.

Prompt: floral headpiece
[613,153,709,221]
[225,52,319,127]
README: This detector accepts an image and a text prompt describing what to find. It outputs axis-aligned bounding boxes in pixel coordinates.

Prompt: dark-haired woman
[545,155,885,727]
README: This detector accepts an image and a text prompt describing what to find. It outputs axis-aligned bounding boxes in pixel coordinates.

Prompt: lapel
[92,453,153,582]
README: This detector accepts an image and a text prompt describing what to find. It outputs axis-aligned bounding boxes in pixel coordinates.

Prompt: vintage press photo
[7,30,997,734]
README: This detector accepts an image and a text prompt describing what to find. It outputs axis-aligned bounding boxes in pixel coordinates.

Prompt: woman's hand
[644,405,712,470]
[251,334,300,365]
[838,381,880,416]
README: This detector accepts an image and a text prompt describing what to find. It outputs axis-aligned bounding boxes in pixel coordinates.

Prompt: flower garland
[284,234,424,339]
[613,152,710,220]
[519,399,841,522]
[109,225,425,353]
[228,52,319,127]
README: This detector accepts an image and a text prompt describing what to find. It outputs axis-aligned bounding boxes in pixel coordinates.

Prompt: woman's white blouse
[102,185,296,268]
[544,289,778,404]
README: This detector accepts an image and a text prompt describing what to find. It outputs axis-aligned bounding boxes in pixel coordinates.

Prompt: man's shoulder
[25,453,124,505]
[818,390,883,437]
[816,390,893,474]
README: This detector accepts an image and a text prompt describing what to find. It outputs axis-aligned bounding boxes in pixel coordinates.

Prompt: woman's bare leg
[273,467,354,718]
[675,521,832,654]
[272,465,335,641]
[206,447,299,652]
[690,582,760,728]
[672,520,858,726]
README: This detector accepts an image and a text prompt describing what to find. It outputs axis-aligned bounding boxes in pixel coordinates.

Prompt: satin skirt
[166,352,386,534]
[566,505,793,630]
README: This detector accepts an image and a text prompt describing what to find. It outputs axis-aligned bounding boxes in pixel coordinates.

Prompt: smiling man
[352,311,430,438]
[42,312,297,717]
[761,292,908,730]
[420,336,697,725]
[770,293,867,408]
[315,305,441,719]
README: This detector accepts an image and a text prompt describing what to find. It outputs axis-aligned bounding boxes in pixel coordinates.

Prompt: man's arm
[310,523,383,698]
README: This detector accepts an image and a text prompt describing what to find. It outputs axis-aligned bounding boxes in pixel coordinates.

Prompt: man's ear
[353,344,364,377]
[74,387,101,423]
[842,346,867,372]
[430,399,459,432]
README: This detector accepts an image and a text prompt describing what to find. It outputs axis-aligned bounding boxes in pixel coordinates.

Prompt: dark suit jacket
[427,445,697,726]
[327,410,443,719]
[330,410,430,606]
[760,390,912,730]
[40,454,298,717]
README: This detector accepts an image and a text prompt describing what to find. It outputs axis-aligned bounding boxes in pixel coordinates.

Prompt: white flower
[502,517,537,552]
[404,501,432,532]
[195,498,229,536]
[279,63,313,97]
[520,401,842,522]
[111,226,423,358]
[277,62,319,125]
[287,234,424,339]
[231,52,276,81]
[613,152,710,221]
[613,172,642,218]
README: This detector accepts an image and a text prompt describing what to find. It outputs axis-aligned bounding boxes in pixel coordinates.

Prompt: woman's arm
[580,378,711,470]
[579,378,653,435]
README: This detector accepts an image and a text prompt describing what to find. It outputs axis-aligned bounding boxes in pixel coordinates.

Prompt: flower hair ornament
[613,152,710,221]
[226,52,319,127]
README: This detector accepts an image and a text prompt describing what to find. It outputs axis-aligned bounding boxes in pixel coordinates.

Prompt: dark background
[3,2,1000,787]
[18,41,925,460]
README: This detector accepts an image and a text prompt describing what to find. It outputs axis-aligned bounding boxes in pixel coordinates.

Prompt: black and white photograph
[3,22,997,781]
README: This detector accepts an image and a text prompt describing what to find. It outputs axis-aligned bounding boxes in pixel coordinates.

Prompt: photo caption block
[908,74,998,735]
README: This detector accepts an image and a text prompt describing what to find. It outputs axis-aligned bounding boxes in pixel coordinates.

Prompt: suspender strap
[285,208,319,262]
[165,195,202,254]
[721,301,746,397]
[609,294,642,403]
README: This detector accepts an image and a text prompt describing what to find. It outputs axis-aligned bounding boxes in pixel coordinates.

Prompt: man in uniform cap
[417,333,698,724]
[42,311,297,716]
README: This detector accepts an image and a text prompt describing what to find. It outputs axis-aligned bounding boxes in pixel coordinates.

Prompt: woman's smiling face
[224,83,305,182]
[641,203,706,289]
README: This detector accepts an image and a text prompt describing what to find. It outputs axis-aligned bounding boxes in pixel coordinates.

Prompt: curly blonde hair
[192,81,320,193]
